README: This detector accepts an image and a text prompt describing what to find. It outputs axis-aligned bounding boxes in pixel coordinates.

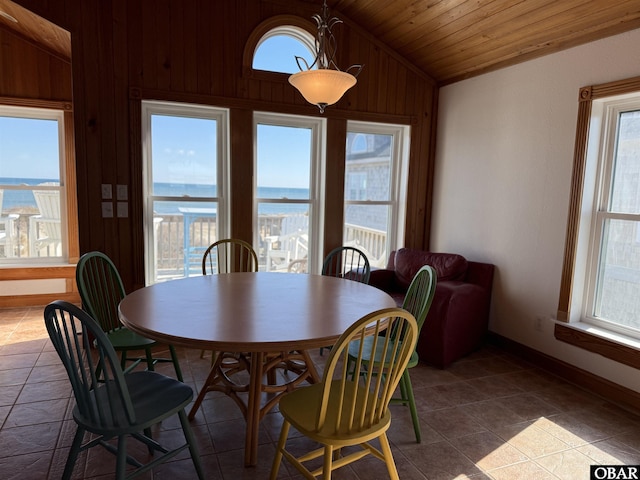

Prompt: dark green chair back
[76,250,184,381]
[44,300,204,479]
[346,264,437,443]
[76,251,125,333]
[322,246,371,284]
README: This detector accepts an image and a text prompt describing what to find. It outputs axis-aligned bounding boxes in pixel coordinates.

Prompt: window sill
[555,321,640,369]
[0,264,76,280]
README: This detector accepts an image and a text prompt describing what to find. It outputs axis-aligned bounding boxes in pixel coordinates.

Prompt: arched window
[252,26,316,75]
[349,133,368,155]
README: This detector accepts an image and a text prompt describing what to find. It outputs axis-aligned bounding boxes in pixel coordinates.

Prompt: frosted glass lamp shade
[289,69,357,111]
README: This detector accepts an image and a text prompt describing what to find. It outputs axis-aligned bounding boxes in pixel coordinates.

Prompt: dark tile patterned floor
[2,305,640,479]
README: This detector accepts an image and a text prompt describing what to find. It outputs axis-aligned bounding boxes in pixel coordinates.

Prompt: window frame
[141,100,230,284]
[252,25,316,75]
[0,103,75,265]
[582,97,640,337]
[253,111,326,274]
[556,75,640,368]
[344,121,410,263]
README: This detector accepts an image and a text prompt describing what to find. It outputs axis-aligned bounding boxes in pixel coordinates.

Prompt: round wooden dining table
[118,271,395,467]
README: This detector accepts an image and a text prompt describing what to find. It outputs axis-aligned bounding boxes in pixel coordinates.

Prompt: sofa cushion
[394,249,468,289]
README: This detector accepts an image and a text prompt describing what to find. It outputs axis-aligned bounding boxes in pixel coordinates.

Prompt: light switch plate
[101,201,113,218]
[116,184,128,201]
[101,184,112,200]
[117,202,128,218]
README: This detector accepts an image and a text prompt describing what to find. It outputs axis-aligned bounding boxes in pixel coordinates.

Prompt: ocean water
[0,178,309,215]
[0,177,56,210]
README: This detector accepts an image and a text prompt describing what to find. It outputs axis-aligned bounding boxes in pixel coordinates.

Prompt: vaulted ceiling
[2,0,640,85]
[333,0,640,84]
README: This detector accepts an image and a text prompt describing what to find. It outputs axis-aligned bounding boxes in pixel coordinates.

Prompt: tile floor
[2,305,640,479]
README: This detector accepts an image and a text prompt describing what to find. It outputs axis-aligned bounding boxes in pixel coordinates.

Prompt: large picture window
[0,106,69,264]
[142,101,229,283]
[583,99,640,336]
[555,77,640,366]
[254,112,324,274]
[343,122,409,267]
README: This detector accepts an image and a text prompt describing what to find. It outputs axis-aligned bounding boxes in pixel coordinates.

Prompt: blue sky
[254,35,315,75]
[0,117,60,180]
[151,35,315,189]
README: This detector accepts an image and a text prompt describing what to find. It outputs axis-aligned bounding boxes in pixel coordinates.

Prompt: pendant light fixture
[289,0,363,113]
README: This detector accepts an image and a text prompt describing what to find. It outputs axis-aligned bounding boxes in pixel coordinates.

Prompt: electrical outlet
[534,316,544,332]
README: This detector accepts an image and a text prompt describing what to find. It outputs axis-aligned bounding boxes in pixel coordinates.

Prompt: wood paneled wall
[10,0,438,292]
[0,28,71,100]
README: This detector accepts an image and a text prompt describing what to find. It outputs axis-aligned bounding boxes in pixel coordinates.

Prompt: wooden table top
[119,272,396,352]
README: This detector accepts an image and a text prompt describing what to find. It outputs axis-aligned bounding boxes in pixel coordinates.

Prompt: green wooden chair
[321,245,371,283]
[347,265,437,442]
[76,251,183,381]
[44,300,204,480]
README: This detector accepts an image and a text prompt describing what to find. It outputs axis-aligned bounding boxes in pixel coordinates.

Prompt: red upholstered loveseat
[368,249,494,368]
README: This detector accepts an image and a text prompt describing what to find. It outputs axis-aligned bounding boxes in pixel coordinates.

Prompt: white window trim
[253,111,326,274]
[345,121,410,257]
[141,100,230,284]
[570,93,640,340]
[253,26,316,73]
[0,105,68,265]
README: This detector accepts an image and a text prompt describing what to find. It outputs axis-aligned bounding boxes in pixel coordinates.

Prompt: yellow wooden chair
[201,238,258,275]
[270,307,418,480]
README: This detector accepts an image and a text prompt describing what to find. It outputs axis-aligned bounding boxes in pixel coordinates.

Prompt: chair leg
[120,350,128,370]
[169,345,184,381]
[398,373,409,405]
[401,370,421,443]
[378,433,400,480]
[177,408,205,479]
[346,357,355,380]
[115,435,128,480]
[94,363,103,382]
[144,427,153,454]
[323,445,334,480]
[269,420,290,480]
[144,346,155,371]
[62,426,85,480]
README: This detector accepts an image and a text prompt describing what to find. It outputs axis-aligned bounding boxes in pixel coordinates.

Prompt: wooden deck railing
[153,214,387,279]
[344,223,387,267]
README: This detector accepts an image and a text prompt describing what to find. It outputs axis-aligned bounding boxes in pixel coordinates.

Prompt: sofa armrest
[368,268,397,292]
[465,261,495,292]
[417,281,491,368]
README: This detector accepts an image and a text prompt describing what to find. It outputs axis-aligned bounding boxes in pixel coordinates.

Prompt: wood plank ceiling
[1,0,640,85]
[0,0,69,63]
[332,0,640,84]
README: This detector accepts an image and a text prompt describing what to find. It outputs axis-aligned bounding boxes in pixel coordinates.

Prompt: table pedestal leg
[245,351,265,467]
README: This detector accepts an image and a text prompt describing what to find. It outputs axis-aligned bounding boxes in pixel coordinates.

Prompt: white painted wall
[434,28,640,392]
